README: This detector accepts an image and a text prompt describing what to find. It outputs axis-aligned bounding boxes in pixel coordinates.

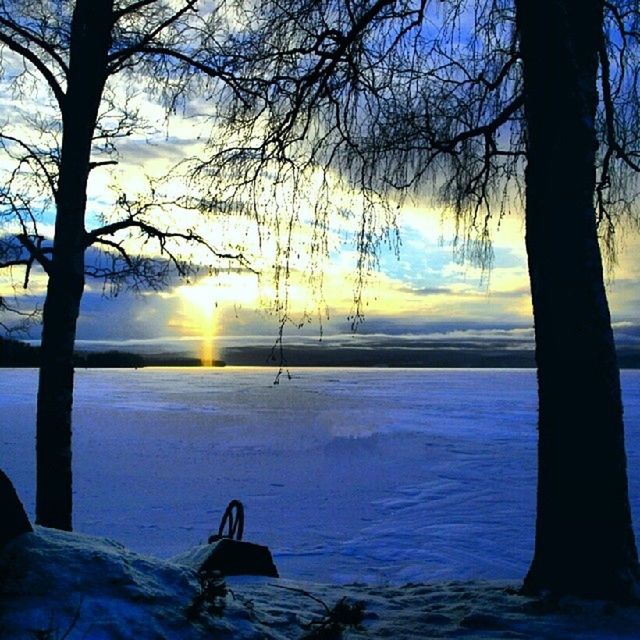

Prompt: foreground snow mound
[0,527,235,639]
[2,527,640,639]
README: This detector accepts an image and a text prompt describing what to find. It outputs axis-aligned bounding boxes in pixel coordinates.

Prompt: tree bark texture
[517,0,640,599]
[35,0,114,530]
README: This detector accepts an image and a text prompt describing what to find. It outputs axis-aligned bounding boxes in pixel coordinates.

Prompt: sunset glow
[178,278,219,366]
[176,273,262,365]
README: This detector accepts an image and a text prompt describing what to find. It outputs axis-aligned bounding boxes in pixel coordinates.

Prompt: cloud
[77,287,180,342]
[399,286,453,295]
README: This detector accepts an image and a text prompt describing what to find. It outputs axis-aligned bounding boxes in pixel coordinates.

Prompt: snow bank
[0,527,230,639]
[2,527,640,639]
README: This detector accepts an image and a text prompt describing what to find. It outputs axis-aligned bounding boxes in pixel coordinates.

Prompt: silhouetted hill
[0,336,40,366]
[2,334,639,368]
[222,343,640,368]
[74,350,146,368]
[0,337,224,368]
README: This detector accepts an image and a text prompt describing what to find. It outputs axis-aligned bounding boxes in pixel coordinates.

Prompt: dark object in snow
[205,500,277,576]
[185,568,227,620]
[272,584,366,639]
[303,596,366,639]
[208,499,244,543]
[200,537,279,577]
[0,469,32,548]
[174,499,279,577]
[205,500,279,578]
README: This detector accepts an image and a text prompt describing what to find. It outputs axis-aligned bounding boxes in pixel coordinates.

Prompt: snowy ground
[1,367,640,638]
[3,527,640,639]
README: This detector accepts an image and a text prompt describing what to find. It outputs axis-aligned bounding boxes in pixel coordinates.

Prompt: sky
[71,132,640,364]
[28,192,640,366]
[2,125,640,365]
[1,5,639,367]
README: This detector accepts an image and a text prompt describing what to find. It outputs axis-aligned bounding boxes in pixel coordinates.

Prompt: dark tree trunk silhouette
[1,0,251,530]
[176,0,640,599]
[517,0,640,599]
[35,0,113,530]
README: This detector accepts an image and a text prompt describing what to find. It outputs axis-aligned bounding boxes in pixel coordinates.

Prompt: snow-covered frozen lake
[2,367,639,585]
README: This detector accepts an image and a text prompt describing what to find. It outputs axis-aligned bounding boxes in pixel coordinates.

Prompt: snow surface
[2,367,640,639]
[2,527,640,639]
[1,367,639,586]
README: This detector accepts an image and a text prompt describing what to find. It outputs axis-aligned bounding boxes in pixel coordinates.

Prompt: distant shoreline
[0,336,226,369]
[2,335,639,368]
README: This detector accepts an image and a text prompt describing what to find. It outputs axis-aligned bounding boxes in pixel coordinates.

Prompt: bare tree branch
[0,14,69,75]
[599,37,640,174]
[113,0,160,21]
[85,216,259,275]
[108,0,198,72]
[0,31,65,108]
[88,159,118,171]
[0,257,30,269]
[0,133,58,198]
[17,233,52,276]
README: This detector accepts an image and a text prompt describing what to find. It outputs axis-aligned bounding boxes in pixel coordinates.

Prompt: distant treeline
[3,334,639,368]
[0,336,225,368]
[222,344,640,369]
[0,336,40,367]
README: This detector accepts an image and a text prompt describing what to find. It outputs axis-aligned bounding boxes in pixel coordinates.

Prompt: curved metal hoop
[209,499,244,543]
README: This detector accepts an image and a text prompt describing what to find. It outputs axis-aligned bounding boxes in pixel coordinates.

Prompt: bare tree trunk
[36,274,83,530]
[35,0,113,530]
[517,0,640,599]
